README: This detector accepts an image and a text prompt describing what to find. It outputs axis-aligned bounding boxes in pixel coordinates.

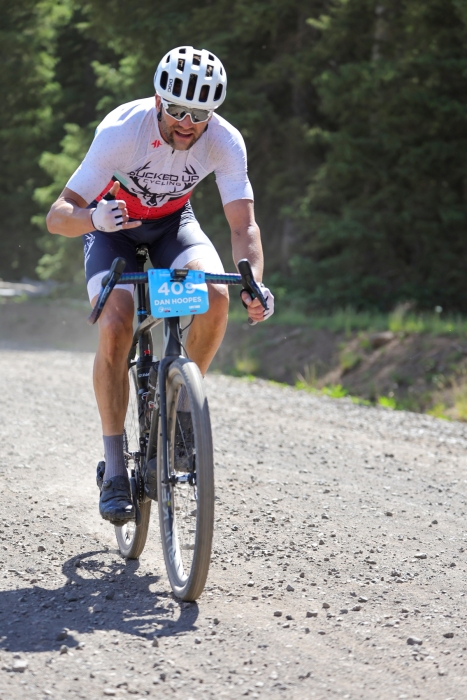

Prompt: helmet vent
[214,83,223,101]
[205,65,214,77]
[199,85,209,103]
[173,78,183,97]
[179,48,186,54]
[186,74,198,101]
[192,53,201,66]
[208,53,214,60]
[177,58,185,71]
[160,71,169,90]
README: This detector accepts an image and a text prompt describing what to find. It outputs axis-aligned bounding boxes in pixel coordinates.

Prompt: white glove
[259,284,274,320]
[242,284,275,325]
[91,198,125,232]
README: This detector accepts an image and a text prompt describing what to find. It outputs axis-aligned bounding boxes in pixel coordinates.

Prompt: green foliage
[0,0,69,278]
[3,0,467,318]
[293,0,467,312]
[296,363,318,389]
[34,123,94,281]
[350,396,371,406]
[451,383,467,421]
[377,395,397,410]
[321,383,348,399]
[427,403,450,420]
[0,0,115,280]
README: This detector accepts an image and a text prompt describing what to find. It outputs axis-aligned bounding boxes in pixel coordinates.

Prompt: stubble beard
[159,113,205,151]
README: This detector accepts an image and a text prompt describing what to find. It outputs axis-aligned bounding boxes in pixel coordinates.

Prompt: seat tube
[135,246,150,358]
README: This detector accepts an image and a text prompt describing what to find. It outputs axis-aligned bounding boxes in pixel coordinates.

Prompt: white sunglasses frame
[161,98,213,124]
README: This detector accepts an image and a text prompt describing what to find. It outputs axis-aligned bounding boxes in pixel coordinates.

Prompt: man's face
[155,95,211,151]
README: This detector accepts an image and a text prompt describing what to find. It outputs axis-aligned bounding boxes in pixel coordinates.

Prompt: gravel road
[1,349,467,699]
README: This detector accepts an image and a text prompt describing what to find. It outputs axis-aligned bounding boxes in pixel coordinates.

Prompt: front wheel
[115,365,151,559]
[157,358,214,601]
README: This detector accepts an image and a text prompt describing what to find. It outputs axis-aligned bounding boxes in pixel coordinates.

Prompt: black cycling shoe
[99,475,135,524]
[174,411,194,472]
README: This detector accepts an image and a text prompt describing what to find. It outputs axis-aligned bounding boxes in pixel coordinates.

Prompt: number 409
[157,281,195,295]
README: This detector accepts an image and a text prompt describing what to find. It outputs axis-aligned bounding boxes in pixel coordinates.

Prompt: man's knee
[97,292,134,359]
[207,284,229,321]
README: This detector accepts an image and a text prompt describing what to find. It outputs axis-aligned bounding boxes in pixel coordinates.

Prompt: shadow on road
[0,551,199,653]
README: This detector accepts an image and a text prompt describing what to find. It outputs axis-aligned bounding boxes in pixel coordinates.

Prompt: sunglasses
[162,99,213,124]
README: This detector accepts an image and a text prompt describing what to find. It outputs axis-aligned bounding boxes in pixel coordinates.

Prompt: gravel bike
[89,248,267,601]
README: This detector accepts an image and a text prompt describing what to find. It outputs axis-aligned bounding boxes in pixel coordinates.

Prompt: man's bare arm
[46,187,94,237]
[46,182,141,237]
[224,198,272,322]
[224,199,263,282]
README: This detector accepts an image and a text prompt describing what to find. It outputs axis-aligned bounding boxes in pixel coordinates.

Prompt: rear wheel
[157,358,214,601]
[115,365,151,559]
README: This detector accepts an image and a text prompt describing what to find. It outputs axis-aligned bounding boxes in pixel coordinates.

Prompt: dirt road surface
[1,349,467,700]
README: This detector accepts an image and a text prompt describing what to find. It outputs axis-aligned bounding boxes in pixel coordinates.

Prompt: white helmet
[154,46,227,110]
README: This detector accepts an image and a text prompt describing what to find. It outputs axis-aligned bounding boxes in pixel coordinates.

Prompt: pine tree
[294,0,467,311]
[0,0,70,278]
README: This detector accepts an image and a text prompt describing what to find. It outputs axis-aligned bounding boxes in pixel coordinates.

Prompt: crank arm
[129,475,142,526]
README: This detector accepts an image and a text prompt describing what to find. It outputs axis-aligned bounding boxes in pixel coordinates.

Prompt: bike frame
[129,246,189,514]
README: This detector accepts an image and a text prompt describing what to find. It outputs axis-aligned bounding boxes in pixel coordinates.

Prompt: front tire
[157,358,214,601]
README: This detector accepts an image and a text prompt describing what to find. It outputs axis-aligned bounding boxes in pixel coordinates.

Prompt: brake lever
[101,256,126,288]
[87,257,126,325]
[237,258,268,326]
[237,259,268,309]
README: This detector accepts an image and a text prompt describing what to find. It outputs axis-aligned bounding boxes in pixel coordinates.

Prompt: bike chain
[137,463,145,503]
[123,428,130,470]
[137,434,148,503]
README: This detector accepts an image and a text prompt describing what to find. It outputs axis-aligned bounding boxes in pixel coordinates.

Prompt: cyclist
[46,46,274,525]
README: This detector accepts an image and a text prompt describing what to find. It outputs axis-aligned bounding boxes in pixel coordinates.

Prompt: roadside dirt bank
[1,349,467,699]
[2,299,467,418]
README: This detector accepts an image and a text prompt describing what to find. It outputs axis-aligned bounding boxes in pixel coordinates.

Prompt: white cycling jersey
[67,97,253,220]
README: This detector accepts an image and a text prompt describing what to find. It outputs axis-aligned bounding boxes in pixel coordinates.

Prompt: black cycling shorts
[83,201,223,300]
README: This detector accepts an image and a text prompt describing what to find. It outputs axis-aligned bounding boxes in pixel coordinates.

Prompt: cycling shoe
[99,475,135,524]
[174,411,194,472]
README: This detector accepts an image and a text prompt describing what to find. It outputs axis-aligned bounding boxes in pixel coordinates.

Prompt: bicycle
[89,249,267,601]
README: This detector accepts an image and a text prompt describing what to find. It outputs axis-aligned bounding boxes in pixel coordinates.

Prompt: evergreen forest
[2,0,467,312]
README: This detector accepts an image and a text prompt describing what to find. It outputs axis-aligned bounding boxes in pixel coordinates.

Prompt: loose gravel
[1,349,467,699]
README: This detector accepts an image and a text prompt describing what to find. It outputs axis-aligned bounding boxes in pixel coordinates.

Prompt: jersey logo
[83,233,96,267]
[128,162,199,207]
[151,139,162,148]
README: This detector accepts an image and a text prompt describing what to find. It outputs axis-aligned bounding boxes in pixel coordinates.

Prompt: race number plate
[148,269,209,318]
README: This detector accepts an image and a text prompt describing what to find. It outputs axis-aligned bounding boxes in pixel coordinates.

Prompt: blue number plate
[148,269,209,318]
